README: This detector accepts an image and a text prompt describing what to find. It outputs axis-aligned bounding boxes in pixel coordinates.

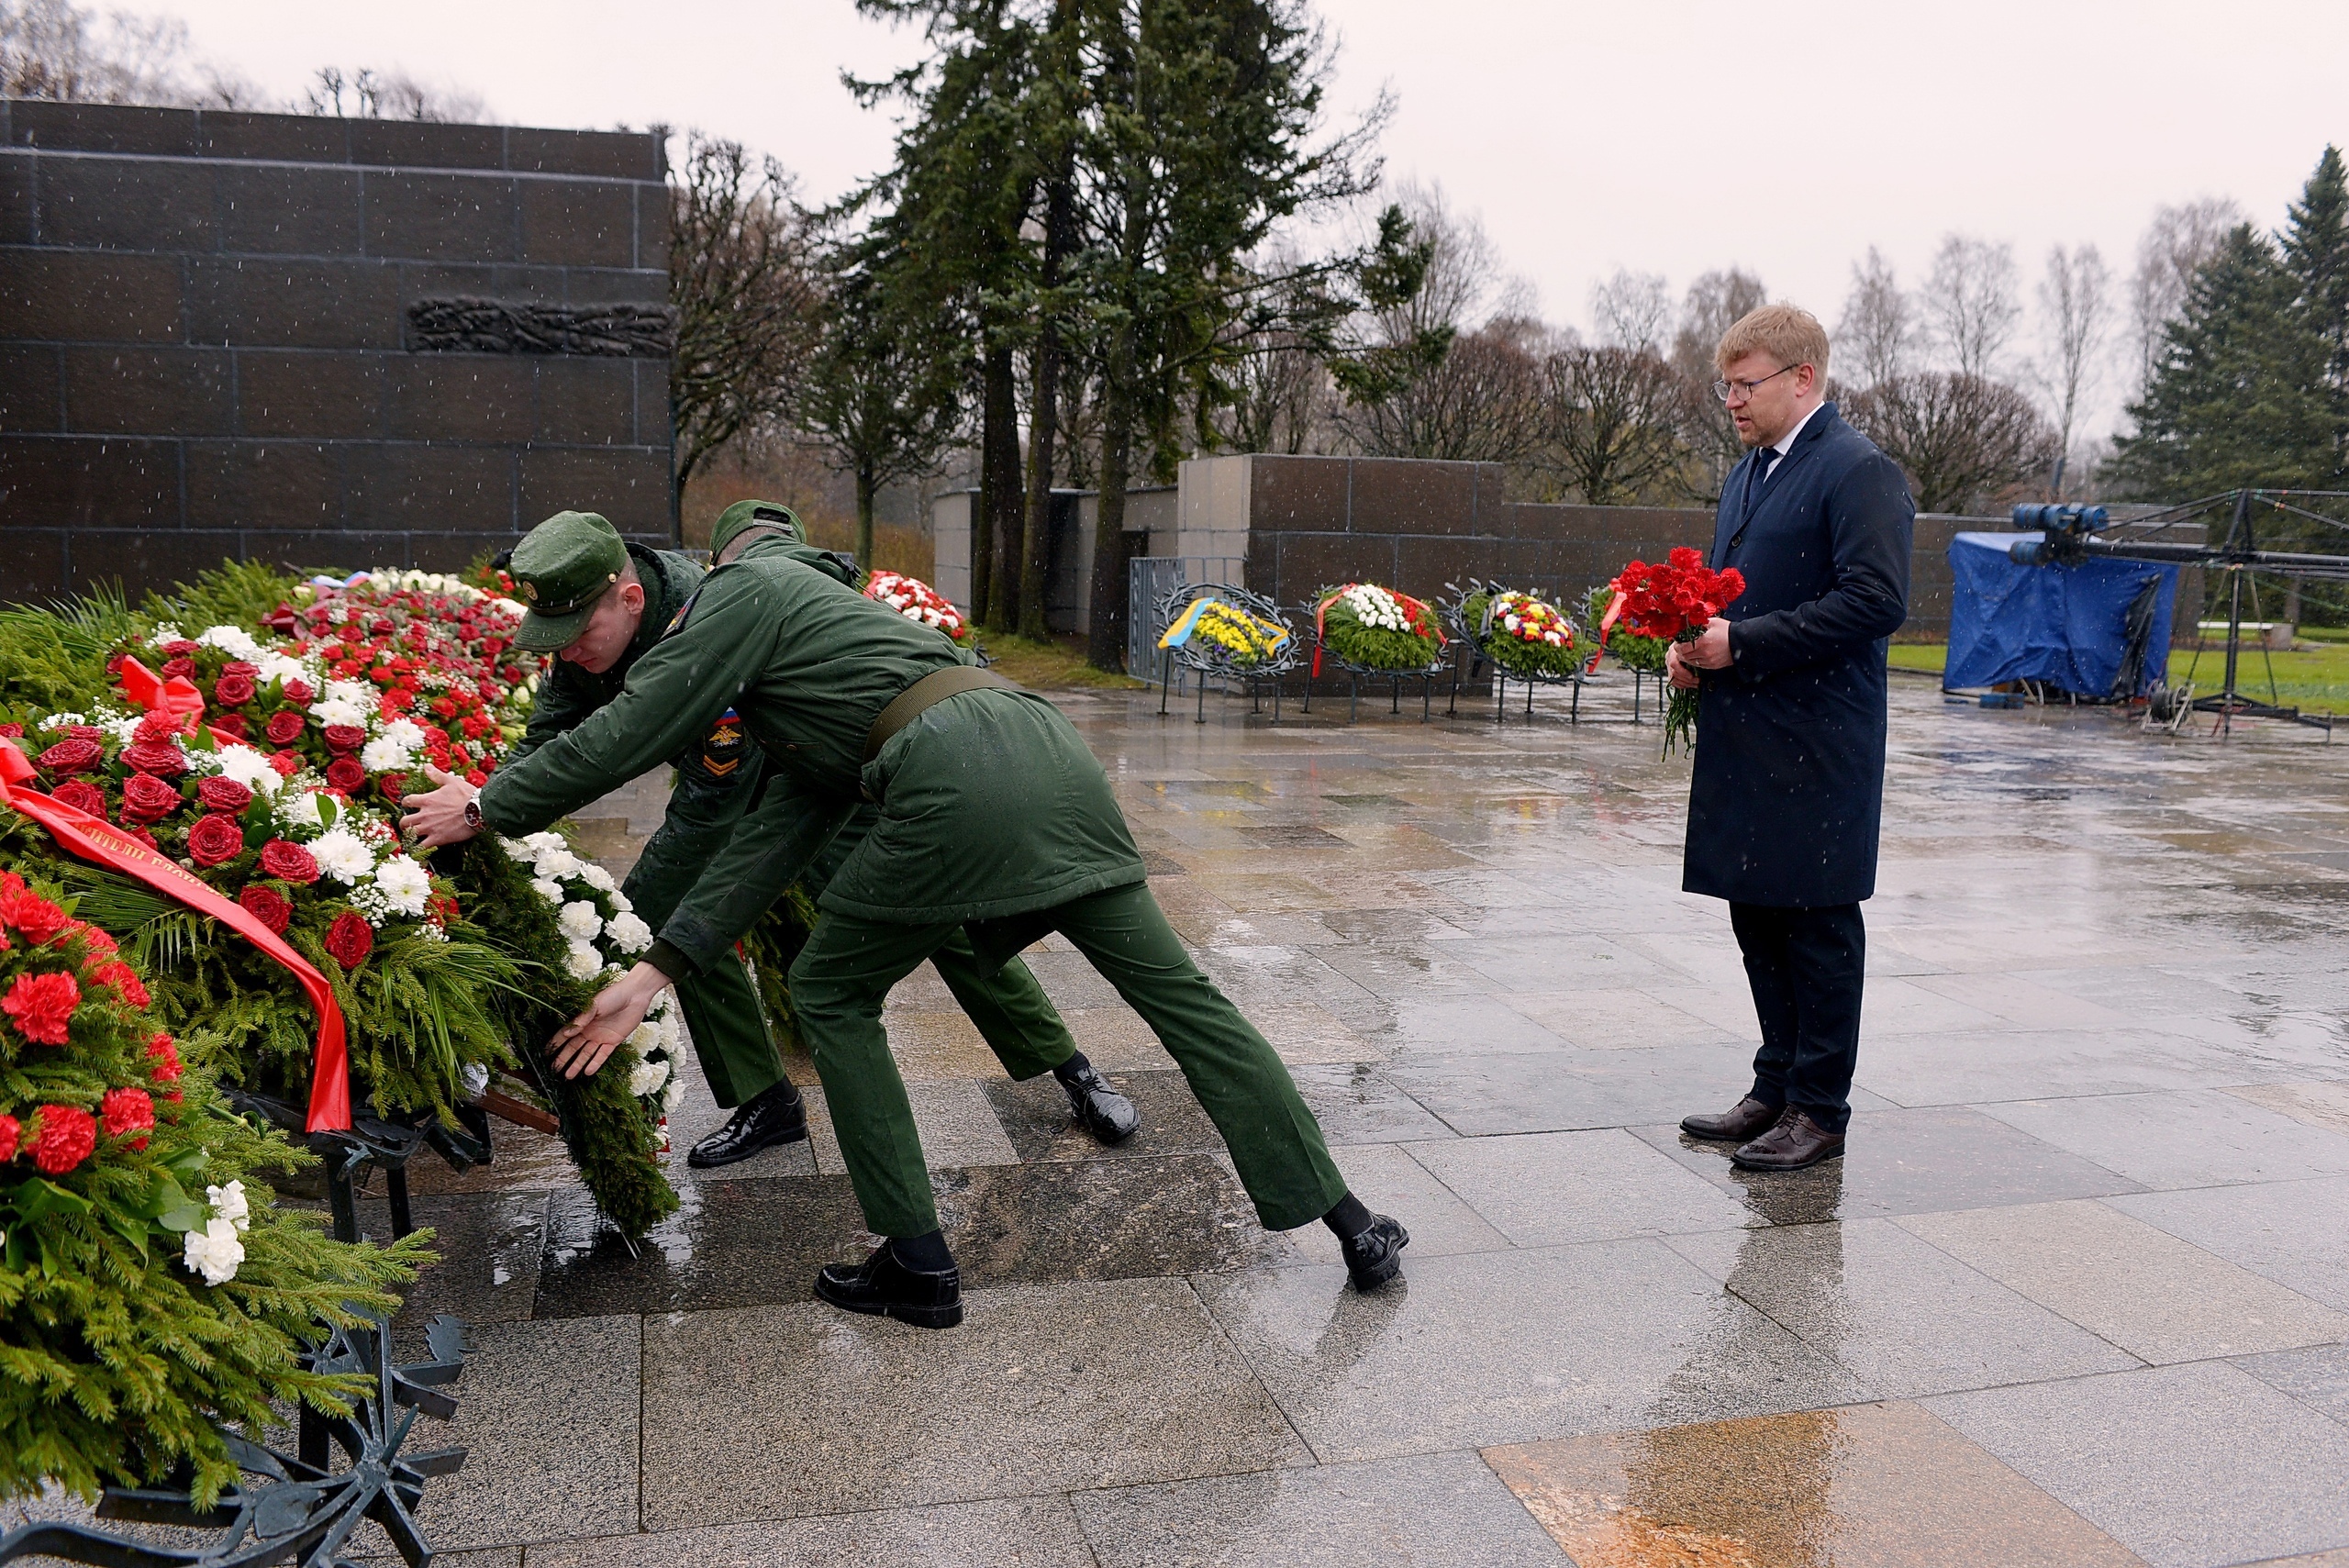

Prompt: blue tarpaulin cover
[1945,531,2179,697]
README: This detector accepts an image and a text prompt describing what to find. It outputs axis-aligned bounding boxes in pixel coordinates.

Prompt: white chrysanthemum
[372,855,432,917]
[627,1055,670,1098]
[309,696,369,728]
[37,711,88,731]
[529,876,563,904]
[563,941,603,980]
[359,735,413,773]
[323,679,373,709]
[309,826,375,883]
[275,789,327,830]
[534,848,584,881]
[97,713,146,748]
[557,900,604,942]
[460,1062,490,1099]
[211,744,284,797]
[183,1217,244,1284]
[579,863,615,893]
[603,911,652,952]
[206,1179,251,1231]
[255,651,310,688]
[195,625,262,659]
[381,717,427,751]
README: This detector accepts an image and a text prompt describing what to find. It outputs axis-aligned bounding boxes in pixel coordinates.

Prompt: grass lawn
[977,631,1148,690]
[1890,640,2349,712]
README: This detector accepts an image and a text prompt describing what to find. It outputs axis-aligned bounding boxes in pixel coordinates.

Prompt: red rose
[91,961,149,1009]
[119,772,183,824]
[321,724,365,754]
[0,722,20,738]
[187,812,245,867]
[61,725,102,744]
[121,740,187,777]
[214,673,257,705]
[118,825,158,849]
[3,970,80,1044]
[148,1031,183,1082]
[237,884,293,934]
[324,908,373,969]
[339,622,363,642]
[195,776,254,814]
[35,738,103,775]
[50,779,107,818]
[263,711,305,745]
[221,660,259,680]
[161,639,200,657]
[324,757,367,794]
[101,1085,155,1149]
[30,1105,95,1173]
[268,751,302,777]
[0,1114,17,1161]
[133,711,182,745]
[210,713,249,740]
[161,655,196,679]
[378,772,408,802]
[257,840,319,884]
[283,679,315,704]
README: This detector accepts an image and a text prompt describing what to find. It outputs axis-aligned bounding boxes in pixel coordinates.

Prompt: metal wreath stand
[1152,583,1305,724]
[1440,580,1591,724]
[1298,595,1453,724]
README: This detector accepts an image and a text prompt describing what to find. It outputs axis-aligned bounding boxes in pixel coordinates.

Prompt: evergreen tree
[2282,144,2349,392]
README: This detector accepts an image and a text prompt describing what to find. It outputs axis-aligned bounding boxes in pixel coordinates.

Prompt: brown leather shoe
[1680,1095,1781,1142]
[1731,1108,1846,1171]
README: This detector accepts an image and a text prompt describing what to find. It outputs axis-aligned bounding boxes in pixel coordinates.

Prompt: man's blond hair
[1715,304,1830,378]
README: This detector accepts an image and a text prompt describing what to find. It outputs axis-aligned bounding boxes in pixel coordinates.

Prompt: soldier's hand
[400,766,481,850]
[549,962,669,1079]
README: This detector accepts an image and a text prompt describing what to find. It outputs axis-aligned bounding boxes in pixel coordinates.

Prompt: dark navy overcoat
[1684,402,1914,907]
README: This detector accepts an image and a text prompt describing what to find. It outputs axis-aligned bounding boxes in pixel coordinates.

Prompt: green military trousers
[788,880,1350,1239]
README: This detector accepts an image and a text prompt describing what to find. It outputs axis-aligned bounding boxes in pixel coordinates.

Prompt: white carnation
[563,941,604,980]
[557,900,605,942]
[579,863,616,893]
[360,735,414,772]
[212,744,284,797]
[529,877,563,904]
[662,1074,685,1114]
[195,625,262,660]
[519,831,567,856]
[627,1055,671,1098]
[182,1217,244,1284]
[603,911,653,952]
[206,1179,251,1231]
[372,854,433,917]
[533,848,584,881]
[309,826,375,883]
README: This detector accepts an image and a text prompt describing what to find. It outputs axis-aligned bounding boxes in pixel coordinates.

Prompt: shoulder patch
[663,587,703,638]
[701,707,746,776]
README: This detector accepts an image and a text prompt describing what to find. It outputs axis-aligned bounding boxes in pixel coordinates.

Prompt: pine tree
[2283,145,2349,390]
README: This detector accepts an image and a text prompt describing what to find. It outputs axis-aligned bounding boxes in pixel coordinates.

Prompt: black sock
[889,1229,953,1273]
[756,1077,802,1106]
[1322,1193,1374,1241]
[1051,1050,1095,1087]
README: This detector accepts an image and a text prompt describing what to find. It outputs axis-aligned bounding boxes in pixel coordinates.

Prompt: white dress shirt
[1761,401,1825,483]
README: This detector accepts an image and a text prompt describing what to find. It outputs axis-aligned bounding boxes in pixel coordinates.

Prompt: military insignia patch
[521,581,539,602]
[702,707,746,777]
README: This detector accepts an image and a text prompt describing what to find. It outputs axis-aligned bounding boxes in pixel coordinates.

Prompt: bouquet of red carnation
[863,571,972,644]
[1603,547,1746,756]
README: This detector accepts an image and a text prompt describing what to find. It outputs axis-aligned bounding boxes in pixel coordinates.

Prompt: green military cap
[708,499,804,564]
[508,510,629,651]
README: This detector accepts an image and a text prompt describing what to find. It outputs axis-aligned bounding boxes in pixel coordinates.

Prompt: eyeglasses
[1712,363,1800,404]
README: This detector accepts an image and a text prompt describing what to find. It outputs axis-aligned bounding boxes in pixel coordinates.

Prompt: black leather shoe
[1680,1095,1781,1143]
[815,1241,963,1329]
[1339,1215,1409,1291]
[1060,1063,1140,1145]
[1731,1108,1846,1172]
[686,1080,807,1169]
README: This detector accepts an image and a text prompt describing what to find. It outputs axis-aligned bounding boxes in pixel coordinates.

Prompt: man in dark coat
[1669,304,1913,1172]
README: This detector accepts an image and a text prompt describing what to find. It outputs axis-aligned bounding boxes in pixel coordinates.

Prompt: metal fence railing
[1127,556,1246,687]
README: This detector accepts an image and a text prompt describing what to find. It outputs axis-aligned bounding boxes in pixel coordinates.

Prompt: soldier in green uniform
[493,505,1138,1167]
[406,512,1406,1328]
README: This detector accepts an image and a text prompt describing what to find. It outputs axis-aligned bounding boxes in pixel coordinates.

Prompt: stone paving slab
[521,1497,1097,1567]
[1404,1129,1753,1246]
[2111,1177,2349,1311]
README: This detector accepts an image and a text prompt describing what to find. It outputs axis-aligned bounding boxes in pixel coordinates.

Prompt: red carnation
[195,776,254,814]
[160,655,196,680]
[0,722,20,738]
[133,711,182,745]
[283,679,314,704]
[324,757,367,794]
[50,779,107,818]
[324,908,373,969]
[36,737,103,775]
[91,961,149,1009]
[29,1105,95,1173]
[121,740,187,777]
[147,1031,182,1082]
[0,1114,17,1162]
[101,1085,155,1149]
[119,772,182,824]
[263,711,306,746]
[237,884,293,934]
[268,750,302,777]
[29,1104,95,1172]
[463,768,486,788]
[321,723,365,755]
[187,812,246,867]
[258,840,319,884]
[211,713,249,740]
[161,639,200,657]
[3,970,80,1044]
[214,673,257,705]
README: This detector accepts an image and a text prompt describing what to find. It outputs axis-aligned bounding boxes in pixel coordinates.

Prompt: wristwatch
[462,795,483,831]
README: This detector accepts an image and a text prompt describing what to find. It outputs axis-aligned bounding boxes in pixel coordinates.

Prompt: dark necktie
[1743,446,1774,520]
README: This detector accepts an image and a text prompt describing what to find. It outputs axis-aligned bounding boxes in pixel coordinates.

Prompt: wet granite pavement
[351,674,2349,1565]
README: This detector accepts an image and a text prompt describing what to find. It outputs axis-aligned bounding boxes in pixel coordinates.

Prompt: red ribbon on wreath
[0,737,352,1132]
[117,655,248,750]
[1310,584,1444,678]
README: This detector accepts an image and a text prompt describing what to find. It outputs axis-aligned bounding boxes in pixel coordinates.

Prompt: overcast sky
[147,0,2349,439]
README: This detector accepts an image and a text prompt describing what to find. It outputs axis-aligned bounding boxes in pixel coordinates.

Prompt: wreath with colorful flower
[1463,588,1580,678]
[863,571,972,645]
[1314,583,1446,673]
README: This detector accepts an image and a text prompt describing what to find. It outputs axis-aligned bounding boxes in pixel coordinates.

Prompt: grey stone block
[0,249,184,342]
[523,1498,1096,1568]
[195,110,354,164]
[1349,458,1478,536]
[241,529,417,573]
[533,358,634,445]
[0,524,69,604]
[61,344,232,435]
[235,350,388,439]
[0,343,61,431]
[349,118,507,172]
[520,178,635,268]
[0,150,34,243]
[0,433,180,528]
[346,443,515,532]
[184,439,344,528]
[1250,454,1351,530]
[215,162,364,255]
[9,100,199,157]
[518,445,672,533]
[508,127,662,182]
[636,179,670,270]
[35,154,217,250]
[189,257,405,349]
[362,170,518,262]
[386,356,535,442]
[561,265,669,306]
[70,528,245,596]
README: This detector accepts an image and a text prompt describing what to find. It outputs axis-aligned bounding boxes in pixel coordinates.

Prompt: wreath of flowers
[1315,582,1446,673]
[1464,588,1580,678]
[863,571,972,644]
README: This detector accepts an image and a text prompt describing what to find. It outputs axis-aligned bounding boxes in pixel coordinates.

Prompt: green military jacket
[476,536,1146,972]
